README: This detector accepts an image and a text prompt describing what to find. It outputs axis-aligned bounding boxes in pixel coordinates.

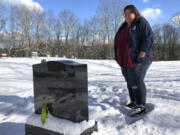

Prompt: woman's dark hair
[119,5,141,28]
[124,5,141,19]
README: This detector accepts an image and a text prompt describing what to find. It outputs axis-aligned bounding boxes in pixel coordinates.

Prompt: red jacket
[114,26,137,68]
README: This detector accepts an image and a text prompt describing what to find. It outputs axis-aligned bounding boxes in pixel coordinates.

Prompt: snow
[0,57,180,135]
[26,113,95,135]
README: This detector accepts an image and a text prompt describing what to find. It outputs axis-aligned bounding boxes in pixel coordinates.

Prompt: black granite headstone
[32,60,88,122]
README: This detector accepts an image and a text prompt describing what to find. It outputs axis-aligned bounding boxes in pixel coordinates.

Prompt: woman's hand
[138,51,146,58]
[137,51,146,64]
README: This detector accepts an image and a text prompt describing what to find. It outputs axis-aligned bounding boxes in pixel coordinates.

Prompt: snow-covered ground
[0,57,180,135]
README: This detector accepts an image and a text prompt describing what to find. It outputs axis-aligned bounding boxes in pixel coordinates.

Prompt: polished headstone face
[33,60,88,122]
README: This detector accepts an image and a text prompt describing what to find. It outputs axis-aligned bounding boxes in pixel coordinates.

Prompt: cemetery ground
[0,57,180,135]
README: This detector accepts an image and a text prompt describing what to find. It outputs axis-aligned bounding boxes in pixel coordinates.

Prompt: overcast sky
[1,0,180,25]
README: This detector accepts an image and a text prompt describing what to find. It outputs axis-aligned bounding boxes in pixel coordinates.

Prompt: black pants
[121,58,152,105]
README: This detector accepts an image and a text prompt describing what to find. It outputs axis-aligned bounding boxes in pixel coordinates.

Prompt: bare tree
[96,0,125,44]
[59,9,78,45]
[162,24,179,60]
[78,20,89,46]
[44,11,55,44]
[54,17,62,44]
[171,12,180,44]
[152,24,165,60]
[97,0,111,44]
[7,6,18,55]
[0,3,6,41]
[86,15,101,46]
[31,9,45,51]
[71,22,82,45]
[12,6,34,56]
[96,0,125,59]
[110,0,125,36]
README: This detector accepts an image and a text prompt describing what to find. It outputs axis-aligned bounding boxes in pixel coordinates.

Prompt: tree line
[0,0,180,60]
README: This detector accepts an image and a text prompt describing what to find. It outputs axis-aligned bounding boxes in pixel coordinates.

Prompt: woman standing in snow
[114,5,154,116]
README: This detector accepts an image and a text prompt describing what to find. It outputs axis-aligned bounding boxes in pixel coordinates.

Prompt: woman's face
[124,9,136,24]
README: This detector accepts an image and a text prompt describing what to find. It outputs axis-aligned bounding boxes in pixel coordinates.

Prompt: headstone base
[25,114,98,135]
[25,122,98,135]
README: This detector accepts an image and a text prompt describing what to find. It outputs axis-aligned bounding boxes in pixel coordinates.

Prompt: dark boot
[125,102,136,109]
[130,105,146,117]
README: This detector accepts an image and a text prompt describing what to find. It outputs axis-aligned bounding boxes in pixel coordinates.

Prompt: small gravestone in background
[32,52,38,58]
[25,60,98,135]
